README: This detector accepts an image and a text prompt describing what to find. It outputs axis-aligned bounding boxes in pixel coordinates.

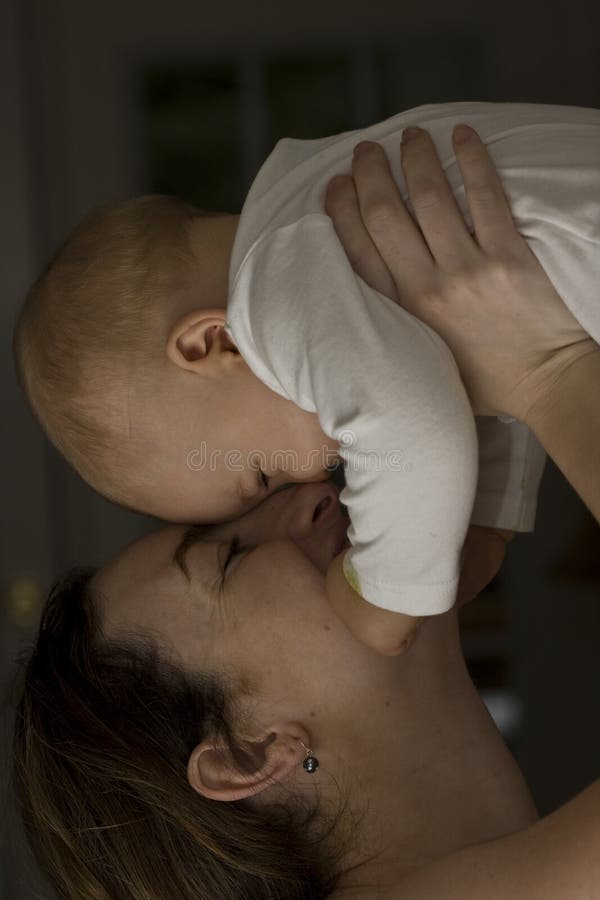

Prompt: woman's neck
[330,612,538,894]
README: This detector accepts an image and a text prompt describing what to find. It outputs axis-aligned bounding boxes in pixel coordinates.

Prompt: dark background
[2,0,600,896]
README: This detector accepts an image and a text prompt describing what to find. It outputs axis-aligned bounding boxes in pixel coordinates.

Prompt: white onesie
[226,101,600,615]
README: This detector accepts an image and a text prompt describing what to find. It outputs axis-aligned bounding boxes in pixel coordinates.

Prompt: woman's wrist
[521,340,600,430]
[522,341,600,524]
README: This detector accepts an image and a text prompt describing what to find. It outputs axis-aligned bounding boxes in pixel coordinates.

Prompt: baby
[15,101,600,654]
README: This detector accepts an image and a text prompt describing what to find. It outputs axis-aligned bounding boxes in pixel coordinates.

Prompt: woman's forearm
[524,345,600,524]
[387,778,600,899]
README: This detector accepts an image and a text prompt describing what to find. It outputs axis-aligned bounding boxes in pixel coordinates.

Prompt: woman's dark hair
[11,568,349,899]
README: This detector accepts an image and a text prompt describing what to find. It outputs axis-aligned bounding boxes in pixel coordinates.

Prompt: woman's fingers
[451,124,524,257]
[343,126,526,295]
[350,141,434,296]
[325,173,399,300]
[399,127,480,272]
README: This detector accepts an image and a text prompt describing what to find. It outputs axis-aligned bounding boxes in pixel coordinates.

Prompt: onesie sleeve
[471,417,547,531]
[228,215,479,615]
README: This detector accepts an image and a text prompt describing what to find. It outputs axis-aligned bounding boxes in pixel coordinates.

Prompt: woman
[12,128,600,899]
[12,478,538,899]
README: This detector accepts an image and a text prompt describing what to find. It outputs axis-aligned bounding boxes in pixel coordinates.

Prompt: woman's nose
[286,481,340,541]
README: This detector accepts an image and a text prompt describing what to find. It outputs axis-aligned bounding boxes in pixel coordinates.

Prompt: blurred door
[1,2,55,897]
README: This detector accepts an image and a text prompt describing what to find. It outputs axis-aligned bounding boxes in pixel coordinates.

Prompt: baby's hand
[456,525,513,608]
[325,552,423,655]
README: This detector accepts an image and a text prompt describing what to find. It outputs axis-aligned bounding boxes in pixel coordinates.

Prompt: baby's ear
[167,307,237,372]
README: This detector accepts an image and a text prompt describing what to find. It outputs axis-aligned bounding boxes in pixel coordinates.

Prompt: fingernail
[402,127,423,144]
[353,140,375,156]
[453,124,473,145]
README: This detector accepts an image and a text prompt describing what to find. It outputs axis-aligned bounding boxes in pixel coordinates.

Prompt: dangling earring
[299,740,319,773]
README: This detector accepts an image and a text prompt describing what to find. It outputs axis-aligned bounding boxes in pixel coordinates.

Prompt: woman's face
[92,482,394,722]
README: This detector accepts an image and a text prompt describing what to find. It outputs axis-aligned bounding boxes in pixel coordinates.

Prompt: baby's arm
[327,141,548,542]
[233,219,479,648]
[326,523,512,655]
[325,551,422,655]
[455,524,513,608]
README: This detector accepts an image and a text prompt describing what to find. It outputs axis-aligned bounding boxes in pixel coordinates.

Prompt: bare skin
[92,480,537,896]
[121,206,504,659]
[326,127,593,422]
[324,121,600,897]
[325,125,600,525]
[122,212,336,523]
[61,120,600,899]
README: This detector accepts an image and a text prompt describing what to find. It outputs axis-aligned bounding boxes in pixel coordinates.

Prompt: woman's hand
[325,125,593,422]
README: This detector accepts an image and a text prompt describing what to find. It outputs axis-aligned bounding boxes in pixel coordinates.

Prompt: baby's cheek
[296,429,339,478]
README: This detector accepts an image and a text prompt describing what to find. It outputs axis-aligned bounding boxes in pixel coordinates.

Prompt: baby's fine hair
[13,195,203,504]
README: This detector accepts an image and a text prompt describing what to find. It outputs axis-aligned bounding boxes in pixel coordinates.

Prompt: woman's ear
[186,726,311,802]
[166,307,238,373]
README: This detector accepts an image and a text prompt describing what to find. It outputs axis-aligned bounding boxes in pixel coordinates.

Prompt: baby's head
[15,195,333,523]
